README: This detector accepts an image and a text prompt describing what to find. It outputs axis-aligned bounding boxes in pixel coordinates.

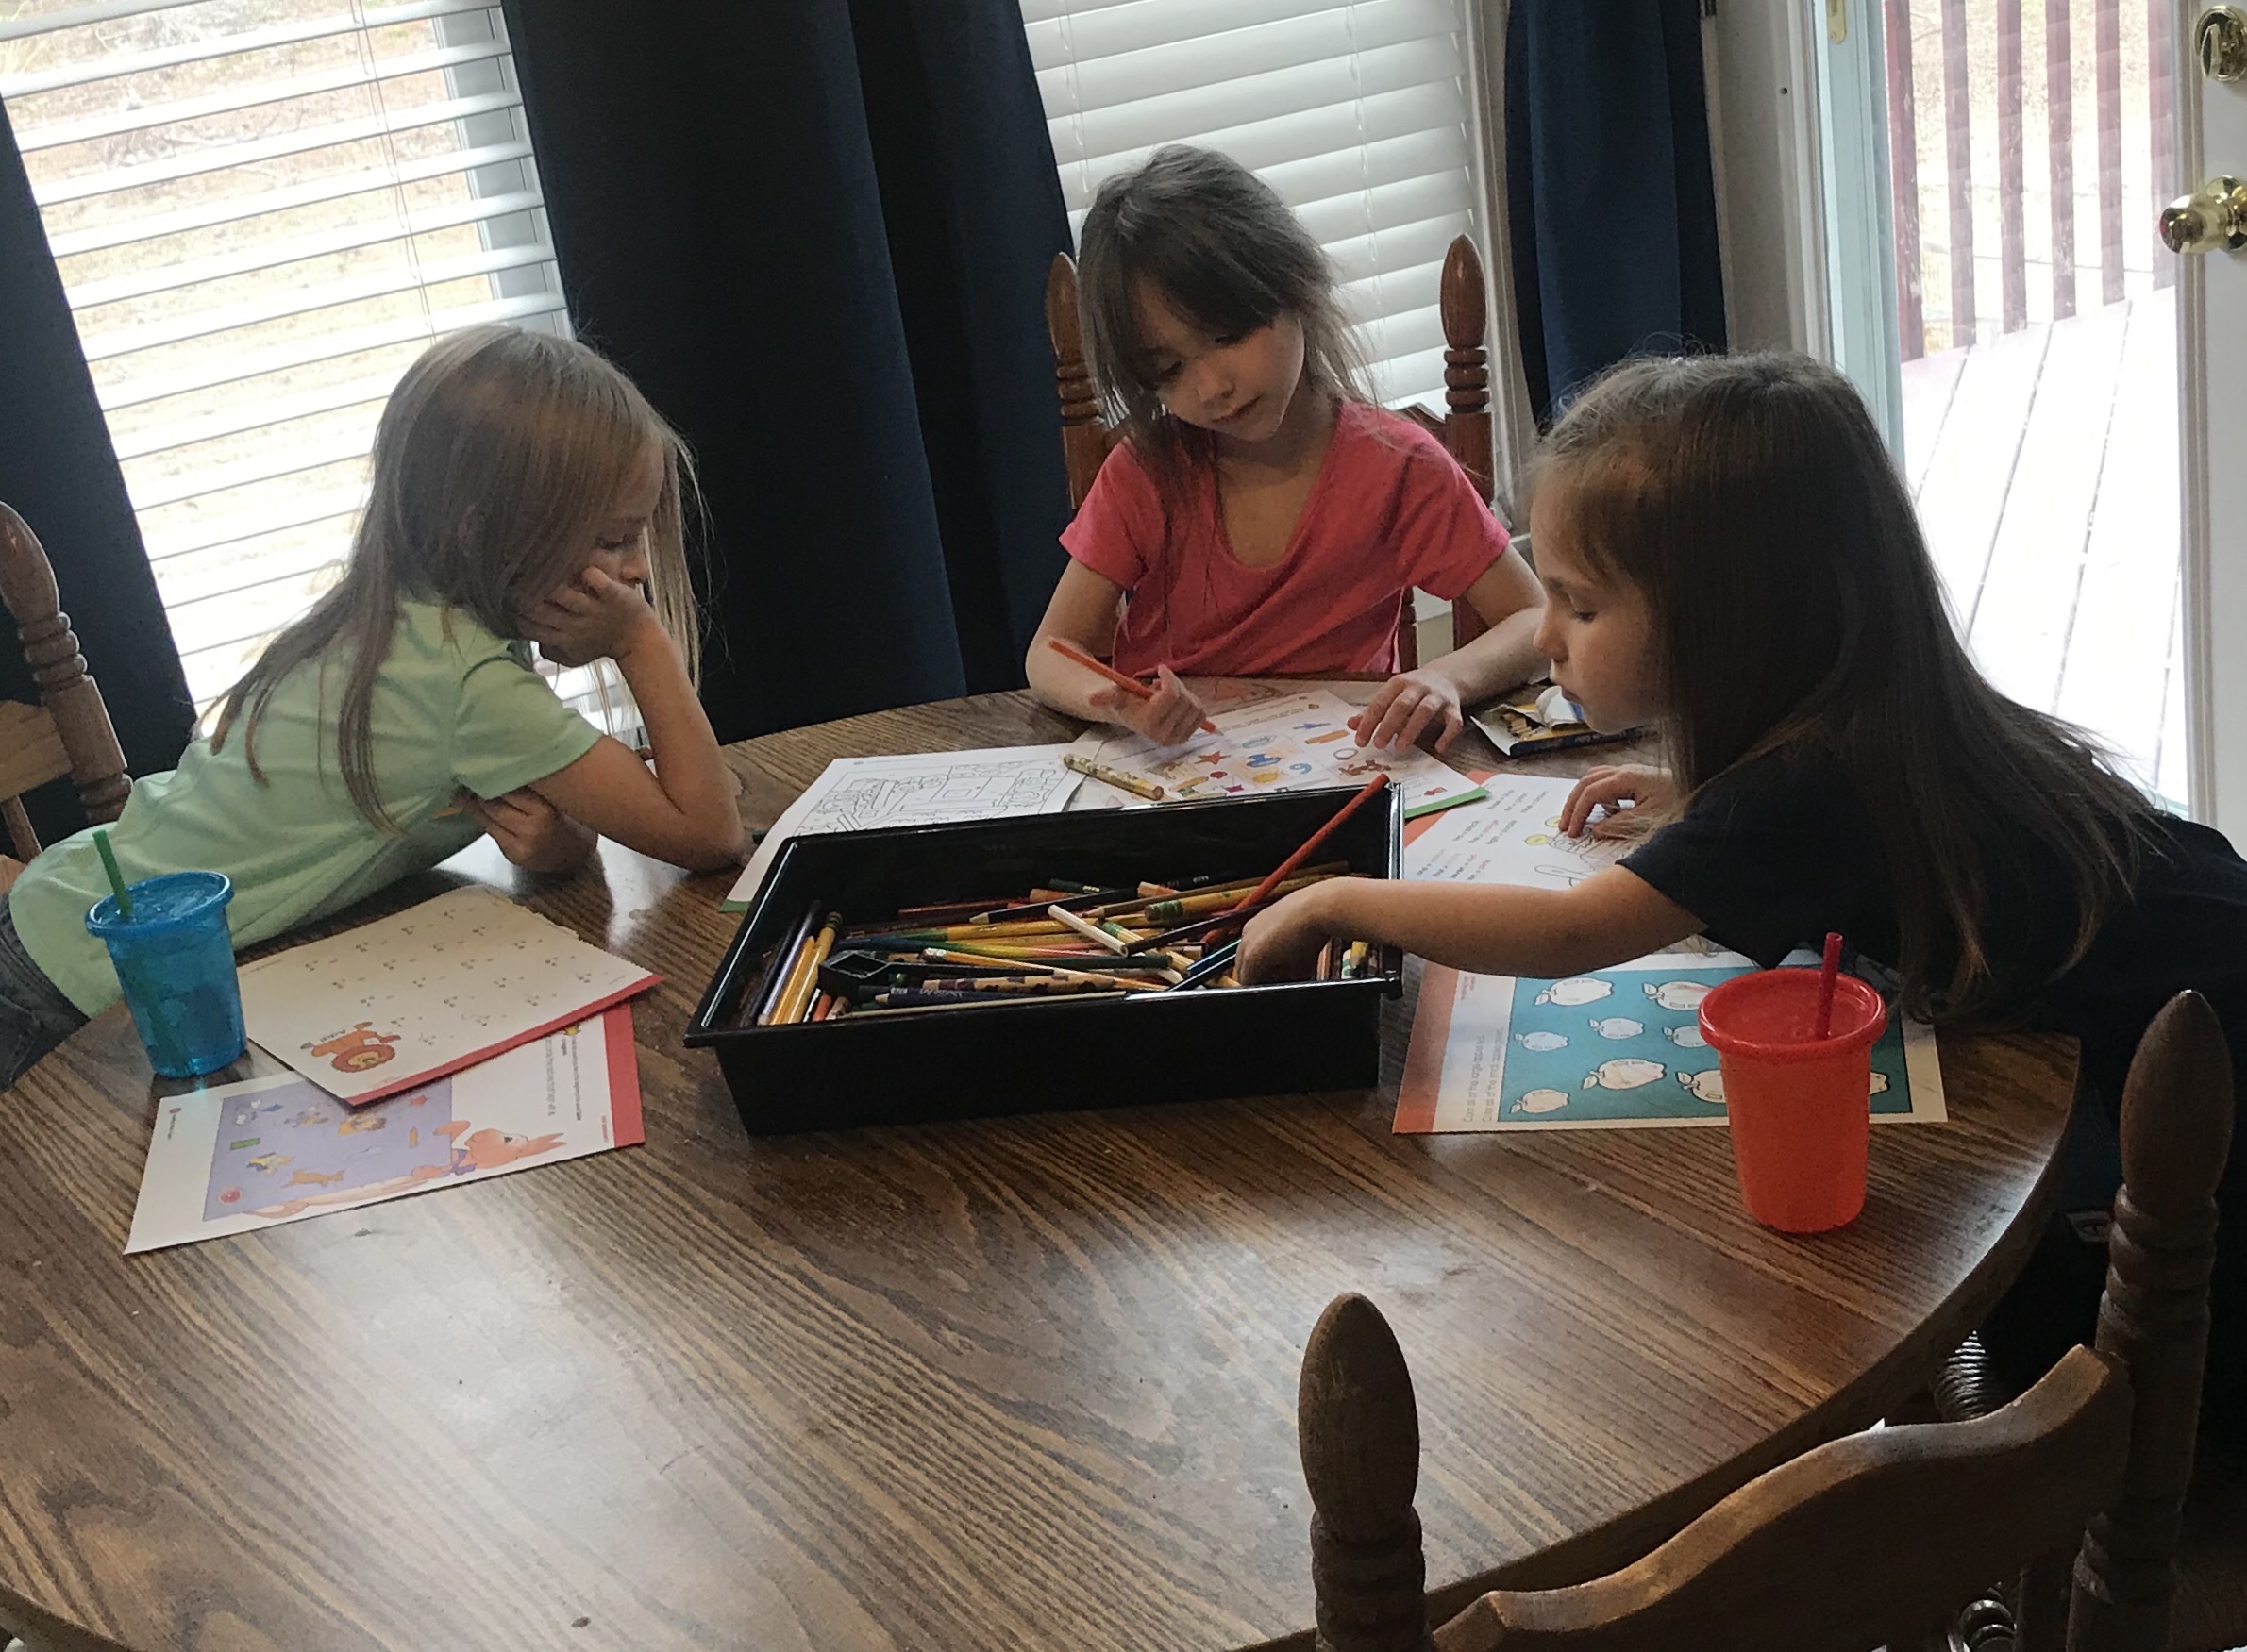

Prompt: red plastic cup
[1698,969,1888,1233]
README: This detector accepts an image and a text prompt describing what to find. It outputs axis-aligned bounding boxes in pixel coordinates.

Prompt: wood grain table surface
[0,692,2077,1652]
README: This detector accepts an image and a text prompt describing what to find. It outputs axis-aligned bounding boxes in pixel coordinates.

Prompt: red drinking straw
[1815,931,1843,1039]
[1046,638,1220,734]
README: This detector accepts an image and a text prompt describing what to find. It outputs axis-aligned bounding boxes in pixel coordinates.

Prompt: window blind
[3,0,625,734]
[1021,0,1485,410]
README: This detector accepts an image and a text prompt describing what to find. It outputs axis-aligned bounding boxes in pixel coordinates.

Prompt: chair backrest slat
[0,503,133,843]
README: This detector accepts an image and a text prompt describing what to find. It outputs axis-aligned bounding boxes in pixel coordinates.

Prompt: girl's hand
[1236,883,1345,984]
[1092,664,1209,746]
[466,788,597,874]
[521,564,665,669]
[1559,764,1676,839]
[1351,668,1465,752]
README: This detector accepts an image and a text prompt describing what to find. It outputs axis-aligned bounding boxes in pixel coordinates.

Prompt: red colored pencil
[1230,776,1390,914]
[1046,638,1218,734]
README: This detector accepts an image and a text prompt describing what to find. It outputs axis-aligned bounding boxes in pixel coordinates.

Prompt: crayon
[1045,637,1219,733]
[1061,753,1165,801]
[1230,776,1388,913]
[746,903,823,1026]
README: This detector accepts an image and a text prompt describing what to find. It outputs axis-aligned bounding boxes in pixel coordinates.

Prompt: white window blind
[1022,0,1486,410]
[3,0,625,733]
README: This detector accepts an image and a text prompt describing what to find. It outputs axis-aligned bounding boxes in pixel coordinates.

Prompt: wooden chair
[1045,234,1501,674]
[1294,990,2235,1652]
[0,503,130,893]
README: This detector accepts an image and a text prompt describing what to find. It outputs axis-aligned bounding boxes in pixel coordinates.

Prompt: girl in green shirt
[0,325,744,1088]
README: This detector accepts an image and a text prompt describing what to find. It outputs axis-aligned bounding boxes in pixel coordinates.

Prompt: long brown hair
[211,325,701,833]
[1523,352,2151,1021]
[1075,145,1367,485]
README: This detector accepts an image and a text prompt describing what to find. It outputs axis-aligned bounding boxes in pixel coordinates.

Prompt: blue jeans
[0,903,87,1091]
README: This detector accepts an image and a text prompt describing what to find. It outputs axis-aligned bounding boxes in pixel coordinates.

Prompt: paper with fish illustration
[722,743,1087,911]
[236,884,659,1104]
[125,1005,644,1253]
[1395,956,1944,1133]
[1064,685,1486,820]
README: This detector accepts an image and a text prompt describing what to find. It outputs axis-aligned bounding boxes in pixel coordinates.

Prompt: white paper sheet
[236,885,658,1104]
[723,744,1086,910]
[1064,685,1486,819]
[126,1004,643,1252]
[1402,774,1632,887]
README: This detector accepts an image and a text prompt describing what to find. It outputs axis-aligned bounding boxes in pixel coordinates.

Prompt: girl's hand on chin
[522,565,662,668]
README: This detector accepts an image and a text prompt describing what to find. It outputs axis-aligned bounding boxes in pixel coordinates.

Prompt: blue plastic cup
[85,871,245,1078]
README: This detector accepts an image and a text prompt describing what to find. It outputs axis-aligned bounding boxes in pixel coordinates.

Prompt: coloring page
[236,885,659,1104]
[724,745,1085,910]
[1064,687,1486,819]
[1396,957,1944,1133]
[1403,774,1632,889]
[126,1005,643,1252]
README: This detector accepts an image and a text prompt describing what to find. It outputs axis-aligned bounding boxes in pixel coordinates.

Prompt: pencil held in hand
[1045,638,1219,734]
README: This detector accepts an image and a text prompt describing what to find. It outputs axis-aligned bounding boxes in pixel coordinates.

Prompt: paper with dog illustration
[235,884,659,1104]
[126,1005,644,1252]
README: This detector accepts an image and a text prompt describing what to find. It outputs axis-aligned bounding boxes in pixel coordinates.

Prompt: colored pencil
[964,885,1140,926]
[1092,862,1350,921]
[1343,940,1370,979]
[855,991,1129,1016]
[746,912,827,1029]
[1229,776,1388,913]
[1124,894,1288,953]
[1046,637,1219,732]
[917,976,1115,993]
[1168,939,1241,992]
[1061,752,1166,800]
[1316,942,1334,981]
[774,912,840,1025]
[750,903,825,1026]
[922,947,1166,990]
[1138,881,1178,897]
[1052,906,1132,954]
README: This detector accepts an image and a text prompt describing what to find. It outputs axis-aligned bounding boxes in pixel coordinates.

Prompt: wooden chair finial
[1046,252,1112,510]
[2070,991,2234,1652]
[1300,1293,1431,1652]
[0,501,131,826]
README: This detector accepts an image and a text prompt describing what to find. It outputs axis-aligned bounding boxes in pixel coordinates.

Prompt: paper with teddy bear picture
[125,1004,643,1253]
[235,884,659,1104]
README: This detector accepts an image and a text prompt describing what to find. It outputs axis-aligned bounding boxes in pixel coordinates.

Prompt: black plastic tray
[685,786,1403,1133]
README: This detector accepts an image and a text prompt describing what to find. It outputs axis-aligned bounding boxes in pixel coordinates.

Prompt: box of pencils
[685,785,1403,1133]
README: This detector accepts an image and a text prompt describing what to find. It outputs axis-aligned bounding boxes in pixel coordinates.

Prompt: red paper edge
[1393,963,1461,1134]
[603,1002,646,1147]
[1402,768,1499,849]
[335,975,661,1105]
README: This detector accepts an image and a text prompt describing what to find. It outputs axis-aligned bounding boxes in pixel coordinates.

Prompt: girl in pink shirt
[1024,146,1546,749]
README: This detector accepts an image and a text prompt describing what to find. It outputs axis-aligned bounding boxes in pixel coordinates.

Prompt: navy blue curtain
[499,0,1074,743]
[0,101,195,843]
[1506,0,1727,423]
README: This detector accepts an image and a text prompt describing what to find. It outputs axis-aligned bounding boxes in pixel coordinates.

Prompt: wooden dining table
[0,692,2077,1652]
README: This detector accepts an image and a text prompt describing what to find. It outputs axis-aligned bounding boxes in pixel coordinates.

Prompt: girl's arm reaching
[1236,864,1701,983]
[1354,548,1546,750]
[514,566,745,872]
[1026,560,1210,745]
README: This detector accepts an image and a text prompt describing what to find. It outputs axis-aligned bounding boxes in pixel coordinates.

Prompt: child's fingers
[1431,705,1466,751]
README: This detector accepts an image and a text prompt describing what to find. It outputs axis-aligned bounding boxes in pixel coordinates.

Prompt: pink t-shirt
[1060,400,1508,677]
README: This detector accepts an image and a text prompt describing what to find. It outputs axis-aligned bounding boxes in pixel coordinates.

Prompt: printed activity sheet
[1064,686,1486,819]
[1404,773,1631,887]
[126,1004,643,1252]
[1397,956,1944,1132]
[236,884,659,1104]
[723,745,1085,910]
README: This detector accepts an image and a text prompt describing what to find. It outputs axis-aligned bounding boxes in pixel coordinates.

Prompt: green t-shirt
[9,600,603,1016]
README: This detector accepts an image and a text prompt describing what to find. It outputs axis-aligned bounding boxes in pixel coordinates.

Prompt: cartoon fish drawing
[1870,1070,1891,1095]
[1514,1088,1570,1114]
[1588,1016,1645,1040]
[1514,1030,1569,1052]
[1679,1069,1727,1104]
[1645,979,1714,1012]
[1535,976,1613,1007]
[1583,1058,1667,1090]
[245,1152,293,1173]
[1664,1025,1708,1048]
[287,1168,345,1188]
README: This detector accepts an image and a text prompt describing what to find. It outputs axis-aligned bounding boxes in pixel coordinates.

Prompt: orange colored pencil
[1046,638,1219,734]
[1230,776,1390,913]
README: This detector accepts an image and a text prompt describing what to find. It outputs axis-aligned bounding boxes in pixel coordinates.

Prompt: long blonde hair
[211,325,701,832]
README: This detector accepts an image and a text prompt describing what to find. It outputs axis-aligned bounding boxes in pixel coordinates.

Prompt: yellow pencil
[1061,752,1165,801]
[773,913,839,1025]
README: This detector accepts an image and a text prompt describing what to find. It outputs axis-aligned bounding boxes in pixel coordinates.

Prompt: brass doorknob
[2161,175,2247,253]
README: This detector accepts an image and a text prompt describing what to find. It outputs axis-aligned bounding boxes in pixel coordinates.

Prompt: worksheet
[1064,686,1486,819]
[236,885,659,1104]
[126,1005,643,1252]
[723,744,1086,910]
[1403,773,1631,886]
